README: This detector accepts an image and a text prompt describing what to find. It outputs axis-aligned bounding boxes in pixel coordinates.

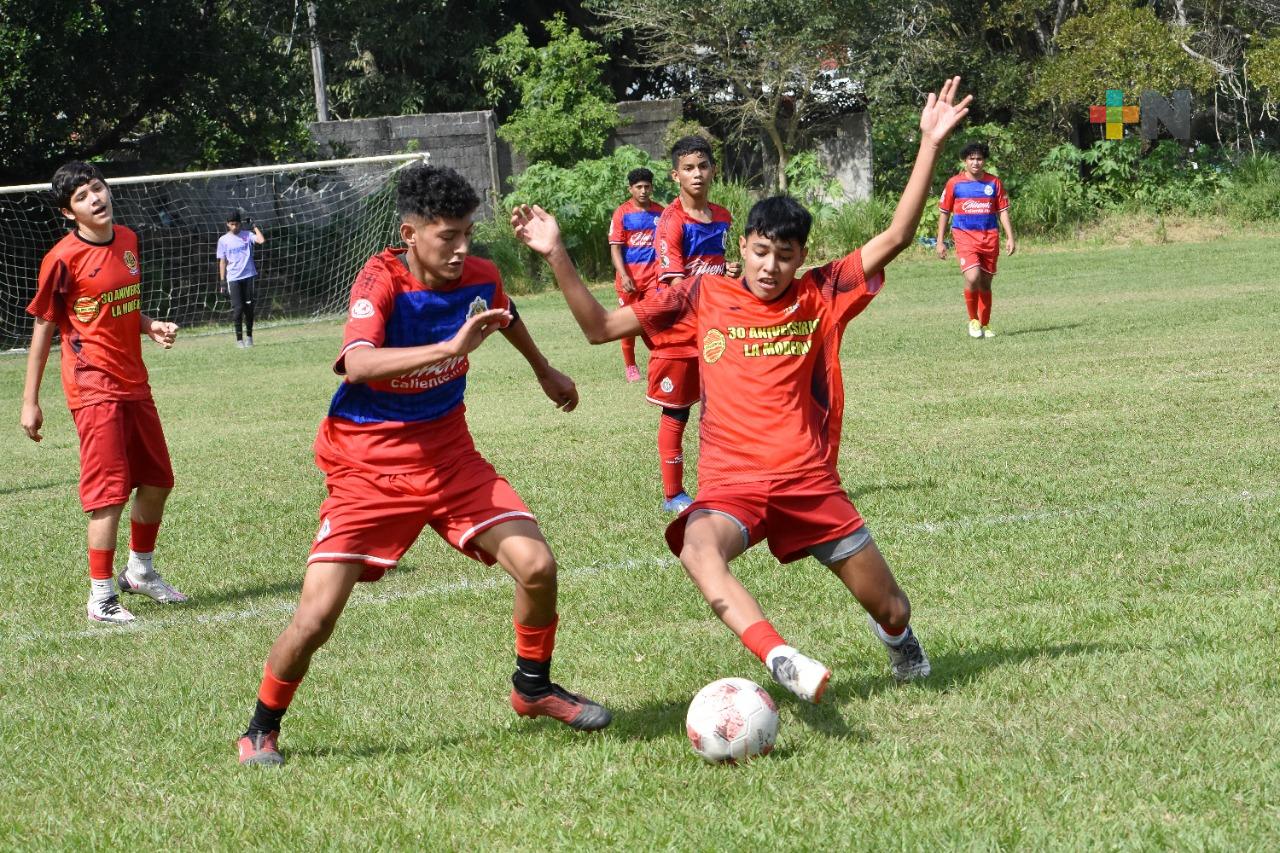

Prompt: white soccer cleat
[968,319,983,338]
[87,595,136,625]
[767,646,831,704]
[981,325,995,338]
[119,569,189,604]
[870,618,932,681]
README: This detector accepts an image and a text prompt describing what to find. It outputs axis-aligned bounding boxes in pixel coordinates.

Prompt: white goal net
[0,153,427,350]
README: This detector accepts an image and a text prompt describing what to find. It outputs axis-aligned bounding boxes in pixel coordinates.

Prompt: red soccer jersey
[608,199,663,294]
[650,201,734,360]
[314,250,512,474]
[633,251,884,487]
[26,226,151,410]
[938,172,1008,254]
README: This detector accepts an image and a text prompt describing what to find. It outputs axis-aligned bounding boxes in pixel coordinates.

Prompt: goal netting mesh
[0,153,426,350]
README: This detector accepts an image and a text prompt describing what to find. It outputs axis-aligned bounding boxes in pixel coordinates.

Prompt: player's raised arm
[861,77,972,279]
[511,204,642,344]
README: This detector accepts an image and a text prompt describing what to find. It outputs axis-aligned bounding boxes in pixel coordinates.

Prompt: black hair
[627,167,654,186]
[960,142,990,160]
[743,195,813,246]
[396,163,480,221]
[669,135,715,167]
[51,161,107,210]
[226,209,241,223]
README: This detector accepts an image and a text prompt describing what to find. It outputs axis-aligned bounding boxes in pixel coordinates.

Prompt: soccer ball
[685,677,779,763]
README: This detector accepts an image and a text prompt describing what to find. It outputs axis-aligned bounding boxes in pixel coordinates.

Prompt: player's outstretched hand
[537,365,579,412]
[20,402,43,442]
[148,320,180,349]
[920,76,973,147]
[449,308,512,357]
[725,260,743,277]
[510,204,563,257]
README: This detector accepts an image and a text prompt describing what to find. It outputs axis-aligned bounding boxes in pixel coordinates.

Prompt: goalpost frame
[0,152,429,195]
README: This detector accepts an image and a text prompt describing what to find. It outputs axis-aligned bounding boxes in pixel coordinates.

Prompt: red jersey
[633,251,884,487]
[650,201,734,360]
[608,199,663,293]
[314,250,512,474]
[26,226,151,410]
[939,172,1008,253]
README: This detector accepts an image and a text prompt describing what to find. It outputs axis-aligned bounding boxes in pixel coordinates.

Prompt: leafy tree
[479,14,620,166]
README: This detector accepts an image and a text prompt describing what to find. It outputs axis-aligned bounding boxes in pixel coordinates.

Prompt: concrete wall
[815,112,872,202]
[610,99,682,156]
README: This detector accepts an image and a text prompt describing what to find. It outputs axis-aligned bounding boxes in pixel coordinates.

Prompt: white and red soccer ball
[685,677,779,763]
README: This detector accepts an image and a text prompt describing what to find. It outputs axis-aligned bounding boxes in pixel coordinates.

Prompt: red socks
[658,413,687,499]
[963,289,978,321]
[620,337,637,369]
[88,548,115,581]
[258,663,302,712]
[130,520,160,554]
[741,620,787,664]
[514,615,559,662]
[977,289,993,326]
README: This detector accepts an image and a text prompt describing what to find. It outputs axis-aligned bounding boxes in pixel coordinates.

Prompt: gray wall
[816,112,872,202]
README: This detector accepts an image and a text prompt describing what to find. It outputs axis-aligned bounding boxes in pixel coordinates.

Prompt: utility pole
[307,2,329,122]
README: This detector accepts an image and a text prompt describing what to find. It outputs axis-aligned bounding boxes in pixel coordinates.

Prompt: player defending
[513,78,972,702]
[217,209,266,347]
[237,164,610,767]
[21,161,187,625]
[936,141,1015,338]
[649,136,740,513]
[607,167,664,382]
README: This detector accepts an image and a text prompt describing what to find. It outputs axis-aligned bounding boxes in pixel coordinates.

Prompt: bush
[808,197,894,260]
[1217,154,1280,221]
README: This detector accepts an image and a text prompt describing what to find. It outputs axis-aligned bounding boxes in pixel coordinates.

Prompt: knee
[289,608,340,649]
[679,539,724,579]
[512,547,557,592]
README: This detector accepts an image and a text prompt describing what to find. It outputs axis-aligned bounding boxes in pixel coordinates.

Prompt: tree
[479,14,620,166]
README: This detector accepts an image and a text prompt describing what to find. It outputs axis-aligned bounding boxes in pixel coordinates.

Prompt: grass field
[2,236,1278,850]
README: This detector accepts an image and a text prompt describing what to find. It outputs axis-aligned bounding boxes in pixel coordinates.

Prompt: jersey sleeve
[334,260,395,374]
[27,253,72,322]
[655,209,686,282]
[608,206,626,244]
[216,237,227,260]
[938,177,955,213]
[995,177,1009,211]
[813,249,885,326]
[632,276,699,344]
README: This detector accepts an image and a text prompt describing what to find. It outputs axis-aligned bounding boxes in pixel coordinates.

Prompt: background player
[648,136,741,513]
[21,161,186,625]
[936,141,1015,338]
[217,209,266,348]
[512,77,973,702]
[237,164,610,767]
[607,167,664,382]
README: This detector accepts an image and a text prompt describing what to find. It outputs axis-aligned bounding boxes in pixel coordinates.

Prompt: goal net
[0,153,427,350]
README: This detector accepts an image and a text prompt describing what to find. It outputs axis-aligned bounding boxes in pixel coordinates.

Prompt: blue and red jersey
[655,201,733,283]
[608,199,663,294]
[938,172,1008,253]
[314,249,511,473]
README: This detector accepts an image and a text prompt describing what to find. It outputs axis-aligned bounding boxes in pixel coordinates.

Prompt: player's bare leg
[118,484,187,604]
[827,541,931,681]
[680,511,830,703]
[476,519,611,731]
[238,561,365,766]
[963,266,984,337]
[86,503,132,624]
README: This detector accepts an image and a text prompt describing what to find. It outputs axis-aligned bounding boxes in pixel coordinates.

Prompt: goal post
[0,152,427,350]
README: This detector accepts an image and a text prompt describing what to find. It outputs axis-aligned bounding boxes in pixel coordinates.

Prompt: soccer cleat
[119,569,189,604]
[237,730,284,766]
[968,318,983,338]
[662,492,694,514]
[981,325,995,338]
[510,684,612,731]
[87,595,136,625]
[870,619,932,682]
[768,649,831,704]
[236,339,247,348]
[246,336,254,347]
[625,364,641,383]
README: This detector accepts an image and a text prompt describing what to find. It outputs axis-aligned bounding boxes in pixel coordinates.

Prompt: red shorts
[309,448,535,581]
[956,243,998,275]
[615,285,644,307]
[665,470,864,564]
[72,398,174,512]
[646,356,700,408]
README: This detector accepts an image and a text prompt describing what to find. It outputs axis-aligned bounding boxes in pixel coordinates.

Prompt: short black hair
[744,195,813,246]
[670,135,715,167]
[51,161,107,210]
[960,142,990,160]
[396,164,480,222]
[627,167,654,186]
[226,209,241,223]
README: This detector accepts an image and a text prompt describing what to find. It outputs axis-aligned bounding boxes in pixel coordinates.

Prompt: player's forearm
[609,244,629,279]
[342,341,463,384]
[544,246,635,344]
[22,319,54,404]
[253,227,265,244]
[500,318,552,377]
[219,260,227,280]
[999,210,1015,242]
[937,213,949,243]
[886,140,945,251]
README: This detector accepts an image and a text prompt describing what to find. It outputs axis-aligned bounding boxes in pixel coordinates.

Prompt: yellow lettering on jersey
[747,318,819,340]
[111,298,141,317]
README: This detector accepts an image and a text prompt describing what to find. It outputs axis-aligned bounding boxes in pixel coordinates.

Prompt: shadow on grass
[1001,323,1084,338]
[191,562,423,608]
[605,688,869,744]
[0,477,79,496]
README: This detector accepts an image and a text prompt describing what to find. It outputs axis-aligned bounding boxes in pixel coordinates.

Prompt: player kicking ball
[21,161,187,625]
[513,78,972,703]
[237,165,610,767]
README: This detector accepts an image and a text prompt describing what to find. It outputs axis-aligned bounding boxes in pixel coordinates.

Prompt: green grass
[2,236,1279,849]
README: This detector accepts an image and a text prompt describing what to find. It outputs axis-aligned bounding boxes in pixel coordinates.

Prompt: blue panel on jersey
[621,211,659,231]
[624,246,657,264]
[682,222,729,258]
[951,213,998,231]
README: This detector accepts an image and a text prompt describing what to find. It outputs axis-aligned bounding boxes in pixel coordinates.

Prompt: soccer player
[648,136,741,514]
[217,209,266,348]
[20,161,187,625]
[607,167,664,383]
[936,141,1016,338]
[236,164,611,767]
[512,77,973,703]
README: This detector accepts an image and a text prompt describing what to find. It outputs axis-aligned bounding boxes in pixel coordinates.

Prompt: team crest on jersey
[351,298,375,319]
[984,184,995,196]
[466,296,489,318]
[122,250,139,276]
[72,295,100,322]
[660,376,674,393]
[702,328,726,364]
